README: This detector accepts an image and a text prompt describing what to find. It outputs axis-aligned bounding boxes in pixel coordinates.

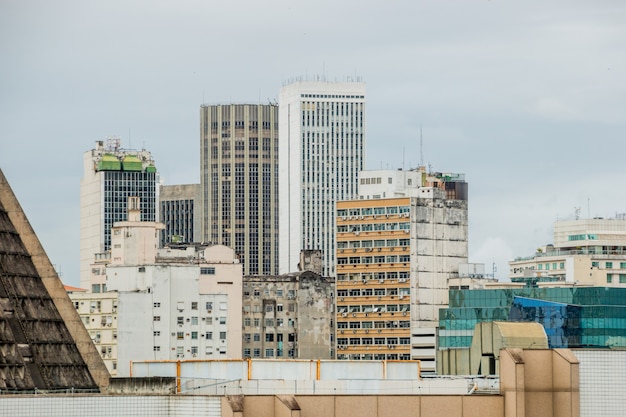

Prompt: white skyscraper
[279,79,366,276]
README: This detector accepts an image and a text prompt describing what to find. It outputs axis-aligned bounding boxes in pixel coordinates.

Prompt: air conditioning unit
[403,311,408,316]
[340,330,344,334]
[379,279,384,284]
[342,313,347,317]
[352,313,356,317]
[355,231,360,236]
[192,353,197,357]
[365,329,369,334]
[399,295,404,300]
[352,329,357,334]
[404,230,409,234]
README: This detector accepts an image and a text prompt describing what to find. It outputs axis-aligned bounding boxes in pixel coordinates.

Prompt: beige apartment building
[509,216,626,286]
[66,287,119,376]
[336,183,468,372]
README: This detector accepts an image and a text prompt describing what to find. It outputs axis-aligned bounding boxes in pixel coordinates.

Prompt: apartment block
[510,215,626,286]
[242,270,334,359]
[66,287,119,376]
[336,177,468,372]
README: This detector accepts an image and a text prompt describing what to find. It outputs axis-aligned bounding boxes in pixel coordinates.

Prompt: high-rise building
[79,138,158,289]
[279,79,366,276]
[199,104,279,276]
[159,183,200,247]
[335,169,468,372]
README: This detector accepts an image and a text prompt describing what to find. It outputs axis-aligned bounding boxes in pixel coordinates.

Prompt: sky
[1,1,625,287]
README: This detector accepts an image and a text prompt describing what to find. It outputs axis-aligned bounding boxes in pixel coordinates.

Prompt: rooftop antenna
[574,207,581,220]
[420,124,424,168]
[402,146,405,171]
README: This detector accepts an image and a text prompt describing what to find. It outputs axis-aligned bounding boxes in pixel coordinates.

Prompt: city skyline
[1,1,625,287]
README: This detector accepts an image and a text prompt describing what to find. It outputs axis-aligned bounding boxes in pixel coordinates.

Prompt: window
[205,331,213,340]
[206,302,213,310]
[219,317,226,325]
[243,348,251,357]
[201,267,216,275]
[153,316,161,322]
[191,346,198,355]
[153,331,160,337]
[153,302,161,308]
[153,346,161,352]
[191,332,198,340]
[253,348,261,357]
[191,317,198,325]
[191,302,198,310]
[265,333,274,342]
[265,348,274,357]
[177,316,184,325]
[219,331,227,340]
[606,262,613,269]
[621,262,626,269]
[177,332,184,340]
[592,262,599,268]
[254,333,260,342]
[620,274,626,284]
[276,304,283,312]
[607,274,613,283]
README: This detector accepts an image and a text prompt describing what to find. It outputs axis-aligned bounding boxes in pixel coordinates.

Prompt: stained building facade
[200,104,279,276]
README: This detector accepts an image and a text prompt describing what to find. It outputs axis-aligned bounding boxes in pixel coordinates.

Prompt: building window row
[337,206,410,217]
[337,222,410,233]
[337,271,409,281]
[337,304,410,315]
[337,238,410,249]
[337,287,410,298]
[337,255,411,265]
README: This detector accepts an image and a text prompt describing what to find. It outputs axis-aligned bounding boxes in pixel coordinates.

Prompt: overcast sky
[1,1,625,287]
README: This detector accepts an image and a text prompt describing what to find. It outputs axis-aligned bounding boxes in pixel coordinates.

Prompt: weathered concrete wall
[0,169,110,391]
[107,377,177,394]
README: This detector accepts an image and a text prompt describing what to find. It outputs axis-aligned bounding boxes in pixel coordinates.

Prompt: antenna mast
[420,124,424,168]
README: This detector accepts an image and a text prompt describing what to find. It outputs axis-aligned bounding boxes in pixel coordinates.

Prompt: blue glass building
[439,287,626,349]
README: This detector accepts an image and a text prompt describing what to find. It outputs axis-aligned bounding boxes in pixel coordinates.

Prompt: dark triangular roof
[0,169,109,391]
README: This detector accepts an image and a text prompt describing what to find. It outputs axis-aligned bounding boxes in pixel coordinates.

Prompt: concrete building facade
[335,183,468,372]
[242,270,334,360]
[279,79,366,276]
[199,104,279,276]
[80,137,158,289]
[509,216,626,286]
[66,287,119,376]
[159,183,200,247]
[72,197,243,377]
